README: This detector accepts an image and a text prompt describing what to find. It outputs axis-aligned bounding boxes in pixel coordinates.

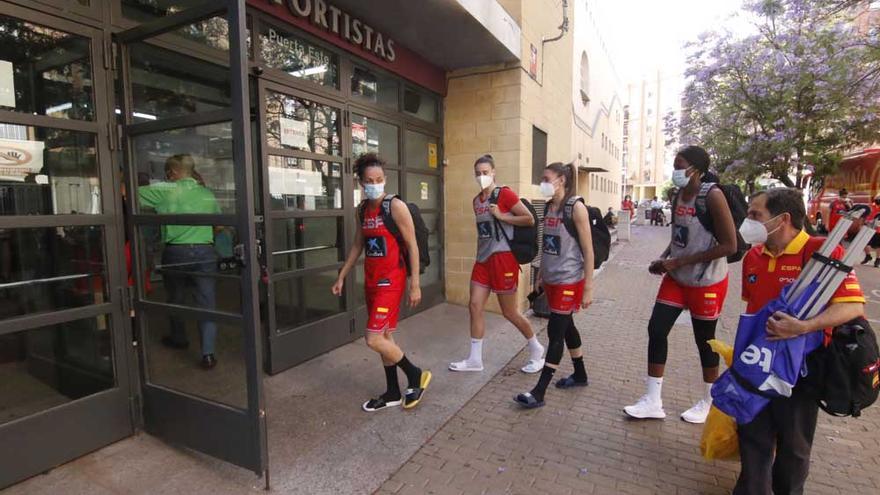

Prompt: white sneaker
[680,399,711,424]
[521,358,545,374]
[448,359,483,372]
[623,395,666,419]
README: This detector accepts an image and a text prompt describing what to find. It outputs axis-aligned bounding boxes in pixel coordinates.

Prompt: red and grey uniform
[656,186,729,320]
[362,200,407,332]
[471,187,519,294]
[541,204,584,314]
[869,204,880,248]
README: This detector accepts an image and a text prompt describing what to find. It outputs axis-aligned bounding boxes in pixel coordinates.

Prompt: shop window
[351,66,398,110]
[259,24,338,88]
[351,115,398,163]
[266,156,343,212]
[0,124,100,215]
[128,43,230,123]
[403,87,438,123]
[264,91,341,156]
[121,3,232,52]
[405,130,439,171]
[531,126,547,185]
[0,15,94,120]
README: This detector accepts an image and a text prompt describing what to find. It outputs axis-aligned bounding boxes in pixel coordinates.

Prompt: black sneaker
[875,259,880,268]
[362,395,402,412]
[862,254,873,265]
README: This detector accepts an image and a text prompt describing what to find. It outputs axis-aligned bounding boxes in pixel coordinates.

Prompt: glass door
[116,1,266,474]
[0,3,133,488]
[257,80,357,374]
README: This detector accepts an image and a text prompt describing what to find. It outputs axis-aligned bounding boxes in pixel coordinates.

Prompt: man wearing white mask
[624,145,738,423]
[332,153,431,412]
[449,154,545,374]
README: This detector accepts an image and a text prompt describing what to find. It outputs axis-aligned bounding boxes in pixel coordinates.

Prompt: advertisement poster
[0,138,45,181]
[279,117,309,149]
[420,181,429,201]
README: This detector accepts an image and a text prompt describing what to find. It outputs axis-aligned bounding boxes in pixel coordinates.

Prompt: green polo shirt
[138,177,221,245]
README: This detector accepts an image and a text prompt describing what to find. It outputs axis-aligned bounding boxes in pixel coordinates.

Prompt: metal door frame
[0,2,134,488]
[115,0,267,476]
[255,78,359,374]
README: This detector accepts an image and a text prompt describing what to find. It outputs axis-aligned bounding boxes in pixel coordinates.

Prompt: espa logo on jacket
[741,344,773,373]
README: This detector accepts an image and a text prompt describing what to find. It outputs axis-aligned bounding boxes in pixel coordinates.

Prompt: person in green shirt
[138,154,221,369]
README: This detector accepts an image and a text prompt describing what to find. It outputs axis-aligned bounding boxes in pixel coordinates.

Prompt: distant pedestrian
[332,153,431,412]
[621,195,635,219]
[827,188,850,232]
[650,196,663,225]
[449,155,545,374]
[861,195,880,267]
[603,207,617,227]
[624,145,737,423]
[515,162,593,408]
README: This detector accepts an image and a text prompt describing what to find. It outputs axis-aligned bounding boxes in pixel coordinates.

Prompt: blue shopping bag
[712,283,825,424]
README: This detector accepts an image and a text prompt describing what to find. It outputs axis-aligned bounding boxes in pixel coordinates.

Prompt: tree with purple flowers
[680,0,880,190]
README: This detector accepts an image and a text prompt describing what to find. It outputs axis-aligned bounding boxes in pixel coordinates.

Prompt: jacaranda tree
[680,0,880,190]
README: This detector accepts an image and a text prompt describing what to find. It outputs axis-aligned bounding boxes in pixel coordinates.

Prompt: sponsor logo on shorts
[704,293,717,299]
[377,279,392,287]
[748,274,757,284]
[504,272,514,277]
[563,290,575,296]
[376,307,389,313]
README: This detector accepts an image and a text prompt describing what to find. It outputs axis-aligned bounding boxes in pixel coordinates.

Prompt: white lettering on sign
[268,0,396,62]
[741,344,773,373]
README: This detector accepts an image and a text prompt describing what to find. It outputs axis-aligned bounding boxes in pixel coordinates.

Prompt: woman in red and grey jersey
[332,153,431,412]
[515,163,594,408]
[449,154,545,374]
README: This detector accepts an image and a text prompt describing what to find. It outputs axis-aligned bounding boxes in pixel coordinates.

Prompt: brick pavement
[377,225,880,495]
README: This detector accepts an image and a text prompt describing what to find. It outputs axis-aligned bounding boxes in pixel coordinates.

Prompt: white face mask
[476,174,493,190]
[739,215,782,245]
[672,169,690,188]
[539,180,556,197]
[363,182,385,200]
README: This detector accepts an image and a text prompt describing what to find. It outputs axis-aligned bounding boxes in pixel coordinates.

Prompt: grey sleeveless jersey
[474,192,513,262]
[669,187,728,287]
[541,204,584,285]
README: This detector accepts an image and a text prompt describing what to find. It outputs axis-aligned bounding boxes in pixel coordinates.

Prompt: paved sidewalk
[377,225,880,495]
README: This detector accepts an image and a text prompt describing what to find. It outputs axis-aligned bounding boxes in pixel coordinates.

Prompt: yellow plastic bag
[700,339,739,460]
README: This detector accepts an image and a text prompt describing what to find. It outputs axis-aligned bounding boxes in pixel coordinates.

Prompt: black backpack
[489,187,539,264]
[527,287,551,318]
[359,195,430,274]
[674,182,750,263]
[802,318,880,417]
[545,196,611,269]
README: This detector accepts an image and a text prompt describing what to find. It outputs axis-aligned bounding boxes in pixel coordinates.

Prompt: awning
[326,0,521,69]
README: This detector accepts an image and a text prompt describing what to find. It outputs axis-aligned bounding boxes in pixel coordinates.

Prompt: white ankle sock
[646,376,663,402]
[704,382,714,402]
[526,336,544,359]
[468,338,483,363]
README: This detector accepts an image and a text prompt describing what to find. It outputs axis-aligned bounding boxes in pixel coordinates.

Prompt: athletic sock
[704,382,714,403]
[572,356,587,382]
[530,366,556,402]
[383,364,401,401]
[646,376,663,403]
[527,336,544,361]
[468,338,484,364]
[396,355,422,389]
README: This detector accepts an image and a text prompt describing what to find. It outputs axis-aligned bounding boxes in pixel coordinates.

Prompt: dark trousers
[733,386,819,495]
[162,244,218,356]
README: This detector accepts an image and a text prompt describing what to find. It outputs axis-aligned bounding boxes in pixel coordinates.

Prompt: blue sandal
[513,392,545,409]
[555,374,589,389]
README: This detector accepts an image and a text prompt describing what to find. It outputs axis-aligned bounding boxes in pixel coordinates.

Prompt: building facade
[623,71,673,202]
[0,0,622,488]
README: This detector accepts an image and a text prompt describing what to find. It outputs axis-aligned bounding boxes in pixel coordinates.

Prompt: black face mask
[875,199,880,206]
